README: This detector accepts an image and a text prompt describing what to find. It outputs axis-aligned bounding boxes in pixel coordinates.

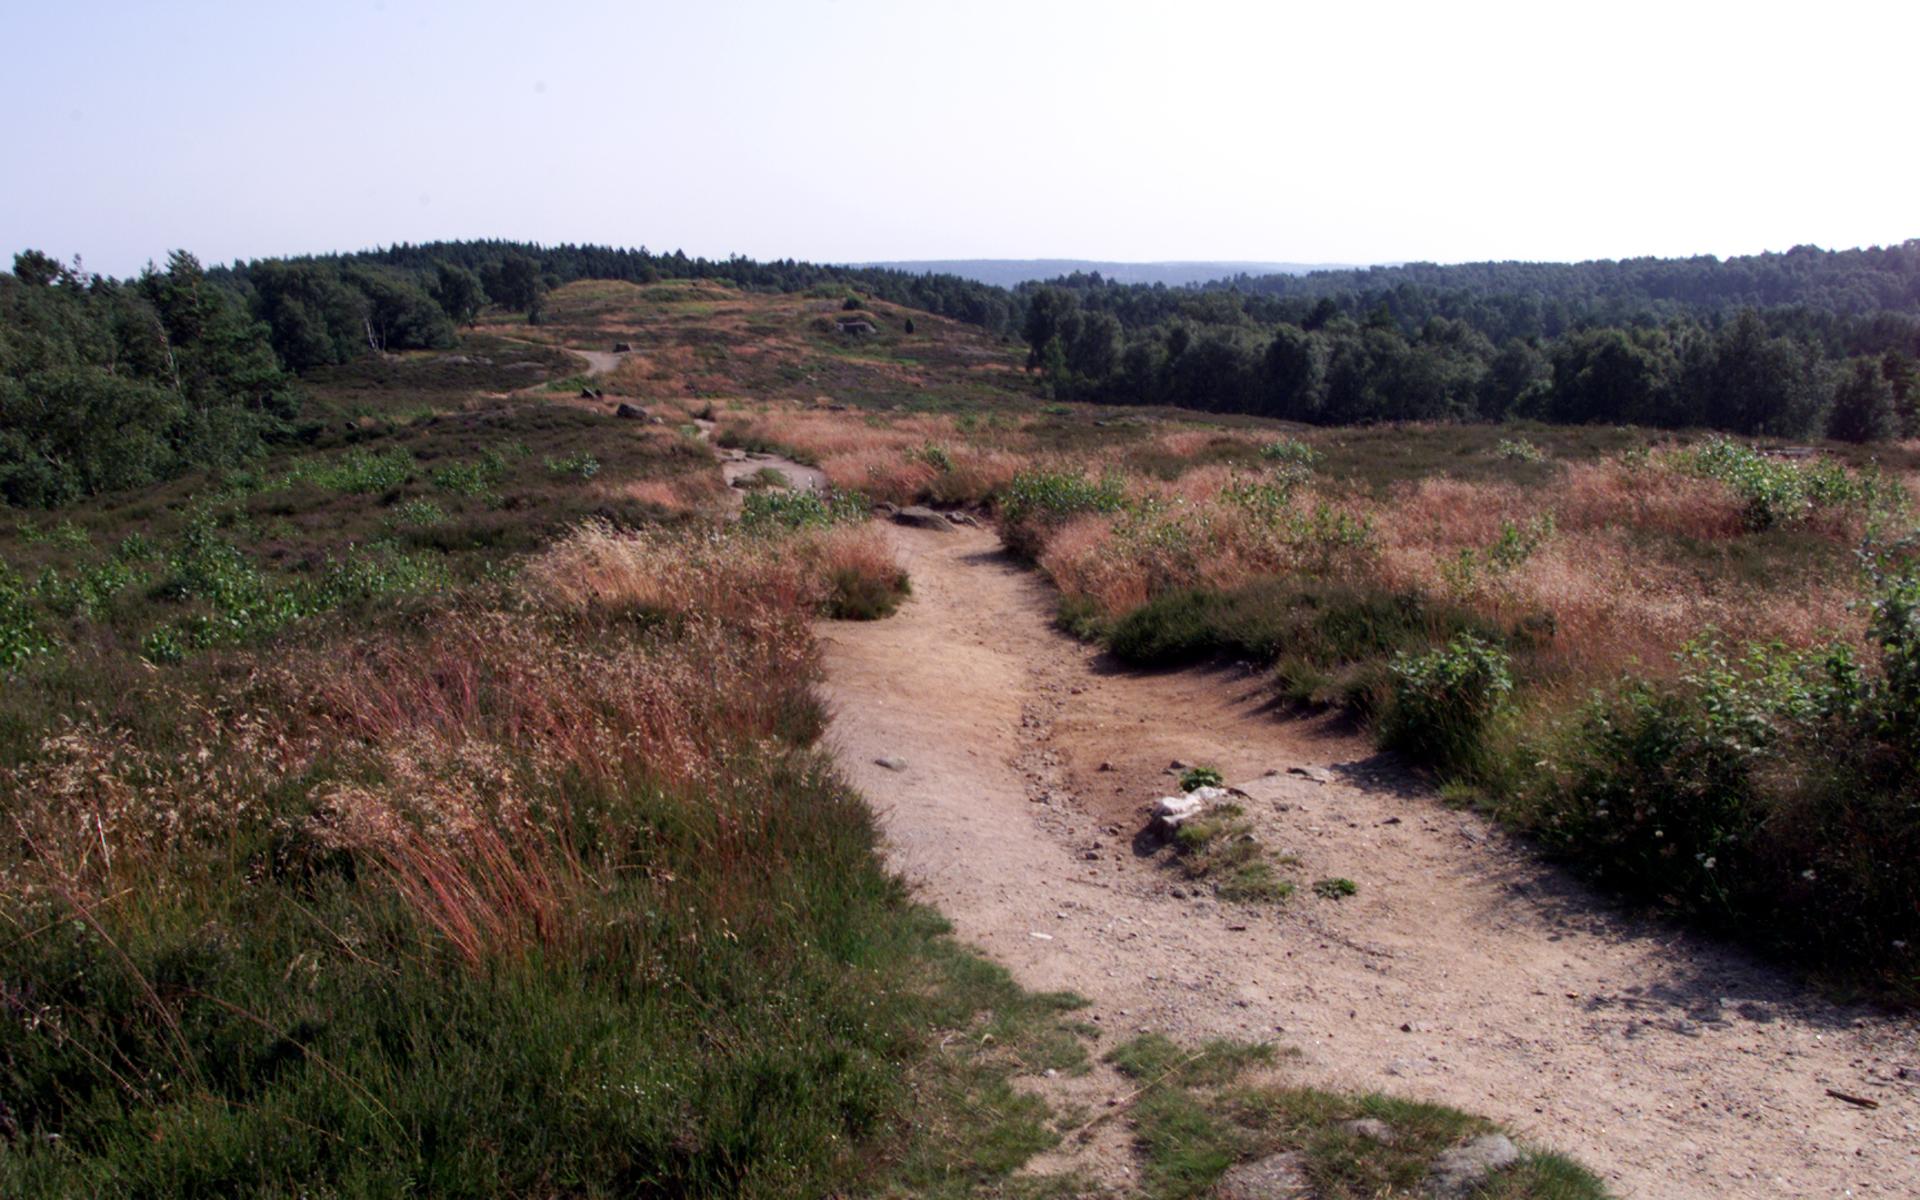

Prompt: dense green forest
[6,239,1920,510]
[1017,243,1920,439]
[0,251,295,507]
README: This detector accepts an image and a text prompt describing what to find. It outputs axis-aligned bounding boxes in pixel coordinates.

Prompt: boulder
[580,386,603,400]
[1155,786,1228,831]
[1212,1151,1310,1199]
[1426,1134,1520,1197]
[614,403,649,420]
[875,756,908,771]
[612,342,632,352]
[892,506,954,532]
[1341,1117,1395,1143]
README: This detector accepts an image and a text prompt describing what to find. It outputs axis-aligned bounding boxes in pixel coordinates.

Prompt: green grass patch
[1105,1034,1606,1200]
[1170,804,1293,903]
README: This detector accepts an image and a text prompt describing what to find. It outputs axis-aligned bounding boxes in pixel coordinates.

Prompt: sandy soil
[818,523,1920,1199]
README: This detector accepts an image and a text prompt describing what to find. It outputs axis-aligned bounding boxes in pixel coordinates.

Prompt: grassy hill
[31,269,1912,1195]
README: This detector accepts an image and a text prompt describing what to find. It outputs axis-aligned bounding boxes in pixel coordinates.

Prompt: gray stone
[1212,1151,1311,1199]
[874,756,908,771]
[892,505,954,531]
[1341,1117,1395,1143]
[1426,1134,1520,1197]
[614,402,649,420]
[1287,765,1332,784]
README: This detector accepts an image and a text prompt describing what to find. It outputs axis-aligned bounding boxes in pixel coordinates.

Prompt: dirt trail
[818,524,1919,1198]
[569,347,626,377]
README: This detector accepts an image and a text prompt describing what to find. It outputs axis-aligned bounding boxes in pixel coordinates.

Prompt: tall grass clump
[0,517,1054,1197]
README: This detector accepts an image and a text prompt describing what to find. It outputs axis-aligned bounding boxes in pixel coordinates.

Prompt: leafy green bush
[1380,633,1513,775]
[1496,437,1546,463]
[1179,766,1223,792]
[1675,438,1898,531]
[1443,515,1555,596]
[997,469,1127,558]
[294,446,416,493]
[741,488,868,531]
[0,561,53,669]
[544,451,601,480]
[430,451,510,498]
[1260,437,1321,465]
[144,516,451,657]
[387,497,448,528]
[1524,598,1920,995]
[1220,467,1312,521]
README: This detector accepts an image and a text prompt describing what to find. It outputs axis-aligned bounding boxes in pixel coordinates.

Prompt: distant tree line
[324,240,1018,335]
[1029,242,1920,342]
[7,237,1920,510]
[1,251,295,507]
[1017,244,1920,442]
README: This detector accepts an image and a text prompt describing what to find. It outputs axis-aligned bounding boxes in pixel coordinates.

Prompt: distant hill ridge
[856,259,1366,288]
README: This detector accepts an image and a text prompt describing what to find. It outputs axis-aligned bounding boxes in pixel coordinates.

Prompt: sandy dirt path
[818,523,1919,1199]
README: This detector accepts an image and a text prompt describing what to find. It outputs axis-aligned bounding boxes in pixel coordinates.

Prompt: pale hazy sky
[4,0,1915,277]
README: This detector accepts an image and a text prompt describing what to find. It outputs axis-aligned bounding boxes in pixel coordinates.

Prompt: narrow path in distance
[818,523,1919,1199]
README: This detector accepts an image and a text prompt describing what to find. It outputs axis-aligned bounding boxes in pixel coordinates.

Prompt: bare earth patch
[818,523,1920,1198]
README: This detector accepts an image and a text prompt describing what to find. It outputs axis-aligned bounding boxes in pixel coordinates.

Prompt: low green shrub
[1676,438,1900,531]
[0,561,54,669]
[386,497,448,528]
[544,451,601,480]
[740,488,868,532]
[1496,436,1546,463]
[1179,766,1224,792]
[1518,577,1920,996]
[1380,633,1513,775]
[294,446,417,493]
[430,451,509,498]
[1260,437,1321,466]
[997,469,1127,559]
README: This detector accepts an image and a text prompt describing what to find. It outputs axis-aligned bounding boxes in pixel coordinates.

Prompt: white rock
[1155,785,1231,829]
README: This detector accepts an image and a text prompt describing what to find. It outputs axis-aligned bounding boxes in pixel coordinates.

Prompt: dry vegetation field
[8,276,1916,1194]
